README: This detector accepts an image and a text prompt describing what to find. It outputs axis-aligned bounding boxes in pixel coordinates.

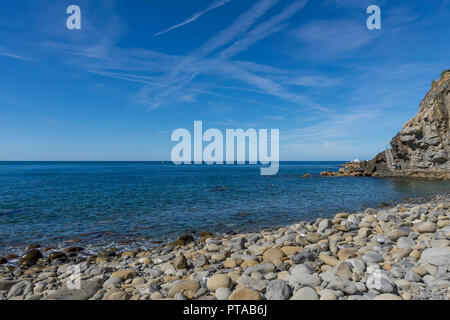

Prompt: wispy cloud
[280,75,342,88]
[154,0,233,36]
[154,130,170,136]
[280,109,388,160]
[209,119,263,127]
[128,0,285,109]
[133,0,323,112]
[323,0,384,8]
[219,0,307,59]
[11,0,323,114]
[0,46,29,61]
[193,0,279,57]
[292,19,379,59]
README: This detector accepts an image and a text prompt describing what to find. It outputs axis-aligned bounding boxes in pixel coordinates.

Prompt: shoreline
[1,193,449,300]
[1,189,447,258]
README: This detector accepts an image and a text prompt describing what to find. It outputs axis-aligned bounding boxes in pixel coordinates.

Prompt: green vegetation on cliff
[431,69,450,87]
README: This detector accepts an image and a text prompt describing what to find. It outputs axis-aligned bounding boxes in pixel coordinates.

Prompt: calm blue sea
[1,161,449,255]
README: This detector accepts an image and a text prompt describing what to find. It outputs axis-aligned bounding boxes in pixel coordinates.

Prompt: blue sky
[0,0,449,161]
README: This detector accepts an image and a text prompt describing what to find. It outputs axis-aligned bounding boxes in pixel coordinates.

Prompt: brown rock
[49,251,67,262]
[335,212,349,219]
[121,251,135,259]
[305,232,323,243]
[18,249,43,267]
[281,246,303,256]
[177,234,195,245]
[333,225,350,232]
[207,274,233,292]
[111,269,137,280]
[103,290,130,300]
[168,280,200,298]
[319,253,339,267]
[263,248,284,265]
[164,275,180,283]
[333,262,352,279]
[337,248,358,261]
[358,227,371,237]
[229,287,261,300]
[409,249,421,260]
[96,257,109,264]
[174,254,188,269]
[223,259,237,269]
[5,254,19,260]
[241,260,259,270]
[138,257,152,265]
[62,247,84,254]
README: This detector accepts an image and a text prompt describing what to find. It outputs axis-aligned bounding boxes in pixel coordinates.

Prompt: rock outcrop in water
[326,71,449,180]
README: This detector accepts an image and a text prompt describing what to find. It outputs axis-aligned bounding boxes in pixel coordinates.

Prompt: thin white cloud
[139,0,326,111]
[323,0,383,8]
[281,109,382,143]
[281,75,342,88]
[154,130,170,136]
[194,0,278,57]
[219,0,307,59]
[0,46,29,61]
[137,0,280,108]
[18,0,326,113]
[154,0,233,36]
[87,68,286,111]
[292,19,379,59]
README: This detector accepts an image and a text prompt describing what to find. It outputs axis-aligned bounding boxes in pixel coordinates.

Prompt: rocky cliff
[324,71,449,180]
[390,71,449,175]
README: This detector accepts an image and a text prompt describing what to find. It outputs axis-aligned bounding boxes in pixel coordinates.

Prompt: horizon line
[0,160,352,162]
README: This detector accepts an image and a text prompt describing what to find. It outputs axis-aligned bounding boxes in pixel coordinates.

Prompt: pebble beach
[1,193,449,301]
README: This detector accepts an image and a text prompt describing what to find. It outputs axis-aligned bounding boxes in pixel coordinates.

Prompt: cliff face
[390,72,449,173]
[325,71,449,180]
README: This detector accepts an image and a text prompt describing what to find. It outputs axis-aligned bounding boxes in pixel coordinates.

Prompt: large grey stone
[215,287,231,300]
[404,271,421,282]
[291,250,315,264]
[103,276,122,289]
[291,287,318,300]
[290,264,314,276]
[417,222,436,233]
[327,277,357,295]
[366,273,395,293]
[193,255,208,268]
[42,280,102,300]
[387,227,412,241]
[397,237,415,249]
[362,252,384,264]
[347,258,366,273]
[237,275,267,292]
[265,279,291,300]
[372,294,402,300]
[0,280,21,292]
[146,268,164,277]
[420,248,450,266]
[7,281,34,298]
[318,219,331,232]
[243,263,276,276]
[288,273,321,288]
[228,237,246,250]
